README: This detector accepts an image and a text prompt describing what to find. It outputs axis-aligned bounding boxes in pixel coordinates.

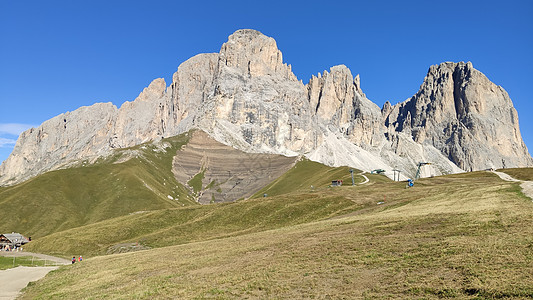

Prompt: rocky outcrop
[218,29,297,80]
[384,62,532,171]
[196,29,320,155]
[307,65,383,148]
[1,29,531,186]
[0,103,118,185]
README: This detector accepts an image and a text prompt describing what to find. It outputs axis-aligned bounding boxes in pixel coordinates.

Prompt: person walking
[72,256,76,264]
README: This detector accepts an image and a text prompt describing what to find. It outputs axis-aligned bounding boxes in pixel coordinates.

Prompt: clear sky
[1,0,532,164]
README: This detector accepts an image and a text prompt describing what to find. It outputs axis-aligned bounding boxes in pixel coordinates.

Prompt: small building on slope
[0,232,30,248]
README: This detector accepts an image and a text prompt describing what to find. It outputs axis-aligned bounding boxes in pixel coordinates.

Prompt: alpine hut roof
[0,232,30,246]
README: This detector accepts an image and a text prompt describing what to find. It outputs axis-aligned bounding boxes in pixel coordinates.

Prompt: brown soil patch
[173,130,297,203]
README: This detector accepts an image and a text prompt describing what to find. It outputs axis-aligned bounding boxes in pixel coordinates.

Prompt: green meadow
[17,169,533,299]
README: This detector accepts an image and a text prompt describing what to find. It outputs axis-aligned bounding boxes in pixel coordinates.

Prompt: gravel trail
[0,266,58,300]
[0,252,70,299]
[492,171,533,200]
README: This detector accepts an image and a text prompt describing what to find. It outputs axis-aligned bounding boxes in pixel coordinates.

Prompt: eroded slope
[173,130,297,203]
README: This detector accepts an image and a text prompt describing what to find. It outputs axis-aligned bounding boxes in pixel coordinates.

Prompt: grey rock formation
[384,62,533,171]
[307,65,383,148]
[195,29,320,155]
[1,29,531,187]
[0,103,118,185]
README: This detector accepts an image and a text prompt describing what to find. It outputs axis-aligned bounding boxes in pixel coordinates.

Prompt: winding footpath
[358,172,369,185]
[0,252,70,300]
[491,171,533,200]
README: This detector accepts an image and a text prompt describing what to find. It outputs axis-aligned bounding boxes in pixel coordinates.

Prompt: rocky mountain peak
[134,78,166,102]
[227,29,265,42]
[353,74,365,98]
[385,61,532,171]
[306,64,383,148]
[219,29,296,80]
[308,65,356,120]
[1,30,531,187]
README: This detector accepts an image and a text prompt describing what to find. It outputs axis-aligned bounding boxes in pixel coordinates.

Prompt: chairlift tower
[349,169,355,185]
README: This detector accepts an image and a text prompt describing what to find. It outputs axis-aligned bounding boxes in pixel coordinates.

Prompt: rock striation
[1,29,531,186]
[173,130,297,204]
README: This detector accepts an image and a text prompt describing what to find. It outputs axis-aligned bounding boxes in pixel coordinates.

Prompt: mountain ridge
[1,29,531,186]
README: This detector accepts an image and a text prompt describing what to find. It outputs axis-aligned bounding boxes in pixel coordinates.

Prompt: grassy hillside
[25,160,388,257]
[20,170,533,298]
[0,133,195,238]
[24,191,361,257]
[499,167,533,181]
[0,132,382,241]
[251,159,377,198]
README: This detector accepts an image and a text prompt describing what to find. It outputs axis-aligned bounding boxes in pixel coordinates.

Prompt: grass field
[19,170,533,299]
[251,159,365,198]
[0,256,46,270]
[0,133,195,238]
[499,167,533,181]
[23,191,361,257]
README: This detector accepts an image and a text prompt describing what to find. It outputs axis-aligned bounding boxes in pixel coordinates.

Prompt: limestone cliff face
[170,53,219,130]
[0,103,118,185]
[218,29,297,80]
[111,78,168,148]
[0,29,531,186]
[307,65,383,148]
[198,29,320,155]
[385,62,533,171]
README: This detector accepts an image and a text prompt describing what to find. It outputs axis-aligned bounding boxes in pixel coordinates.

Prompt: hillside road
[0,266,59,300]
[0,252,70,300]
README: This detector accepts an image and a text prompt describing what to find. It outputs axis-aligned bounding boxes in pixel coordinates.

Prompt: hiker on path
[79,256,83,262]
[72,256,76,264]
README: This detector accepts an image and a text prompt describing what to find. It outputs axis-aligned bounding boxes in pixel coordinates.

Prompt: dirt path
[520,181,533,200]
[0,252,70,300]
[492,171,533,200]
[0,266,59,300]
[358,172,369,184]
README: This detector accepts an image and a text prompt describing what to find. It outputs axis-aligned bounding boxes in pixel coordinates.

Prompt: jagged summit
[219,29,296,80]
[1,30,531,186]
[384,61,531,171]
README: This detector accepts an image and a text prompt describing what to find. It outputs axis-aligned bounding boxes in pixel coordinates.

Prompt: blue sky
[1,0,532,164]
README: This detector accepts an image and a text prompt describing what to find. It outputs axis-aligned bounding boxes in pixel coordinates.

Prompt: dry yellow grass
[499,167,533,181]
[20,171,533,299]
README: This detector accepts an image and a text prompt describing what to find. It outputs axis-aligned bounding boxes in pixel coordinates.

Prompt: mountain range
[1,29,531,186]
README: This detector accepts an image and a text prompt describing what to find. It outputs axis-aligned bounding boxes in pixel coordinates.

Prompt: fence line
[5,255,60,268]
